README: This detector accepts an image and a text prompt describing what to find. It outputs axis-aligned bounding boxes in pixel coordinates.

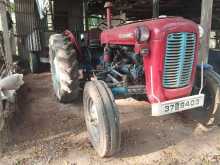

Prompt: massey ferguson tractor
[49,1,220,157]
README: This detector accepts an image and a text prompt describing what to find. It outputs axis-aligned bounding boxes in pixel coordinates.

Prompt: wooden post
[153,0,159,18]
[0,0,12,65]
[199,0,213,64]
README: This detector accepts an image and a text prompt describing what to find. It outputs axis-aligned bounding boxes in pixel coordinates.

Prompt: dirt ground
[0,72,220,165]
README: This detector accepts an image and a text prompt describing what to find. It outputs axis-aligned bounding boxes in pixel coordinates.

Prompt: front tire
[83,80,120,157]
[187,69,220,126]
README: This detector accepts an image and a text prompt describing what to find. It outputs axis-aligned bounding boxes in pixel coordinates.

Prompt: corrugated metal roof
[35,0,50,19]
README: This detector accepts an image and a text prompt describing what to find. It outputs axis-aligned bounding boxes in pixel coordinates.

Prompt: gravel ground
[0,73,219,165]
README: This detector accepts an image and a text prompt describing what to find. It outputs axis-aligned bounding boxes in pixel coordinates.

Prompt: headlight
[80,33,85,40]
[135,26,150,42]
[198,25,204,38]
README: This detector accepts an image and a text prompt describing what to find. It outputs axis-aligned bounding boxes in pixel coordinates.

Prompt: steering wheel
[97,19,126,31]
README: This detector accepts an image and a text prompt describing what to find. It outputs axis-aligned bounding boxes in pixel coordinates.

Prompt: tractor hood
[101,17,199,45]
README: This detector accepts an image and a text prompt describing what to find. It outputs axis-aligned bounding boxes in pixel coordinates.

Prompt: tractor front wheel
[83,80,121,157]
[186,69,220,126]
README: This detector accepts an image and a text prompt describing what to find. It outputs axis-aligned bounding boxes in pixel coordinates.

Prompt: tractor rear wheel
[186,69,220,126]
[83,80,121,157]
[49,34,79,103]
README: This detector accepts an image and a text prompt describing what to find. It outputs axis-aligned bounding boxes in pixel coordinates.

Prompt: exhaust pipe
[104,1,113,29]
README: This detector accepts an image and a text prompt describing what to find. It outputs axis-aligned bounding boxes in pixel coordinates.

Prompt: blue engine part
[130,65,143,80]
[119,64,143,80]
[111,87,128,96]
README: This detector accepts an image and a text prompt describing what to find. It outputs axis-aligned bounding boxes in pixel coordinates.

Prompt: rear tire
[186,69,220,126]
[83,80,120,157]
[29,52,39,73]
[49,34,79,103]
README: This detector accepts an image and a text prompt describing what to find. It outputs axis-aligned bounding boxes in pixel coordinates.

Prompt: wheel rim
[87,98,100,145]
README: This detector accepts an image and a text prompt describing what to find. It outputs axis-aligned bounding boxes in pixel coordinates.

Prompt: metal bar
[199,0,214,64]
[107,74,120,84]
[104,1,113,29]
[152,0,159,18]
[111,69,124,77]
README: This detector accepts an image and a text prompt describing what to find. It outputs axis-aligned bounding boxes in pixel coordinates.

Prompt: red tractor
[49,1,220,157]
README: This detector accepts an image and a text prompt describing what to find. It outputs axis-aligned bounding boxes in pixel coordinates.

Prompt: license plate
[152,94,205,116]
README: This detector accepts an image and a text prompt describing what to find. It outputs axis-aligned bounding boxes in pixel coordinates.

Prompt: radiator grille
[163,32,196,88]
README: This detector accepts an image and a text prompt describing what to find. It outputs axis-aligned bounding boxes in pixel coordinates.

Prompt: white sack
[0,74,24,90]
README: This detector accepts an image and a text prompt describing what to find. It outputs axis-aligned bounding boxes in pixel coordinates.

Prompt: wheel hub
[88,101,100,143]
[90,104,98,125]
